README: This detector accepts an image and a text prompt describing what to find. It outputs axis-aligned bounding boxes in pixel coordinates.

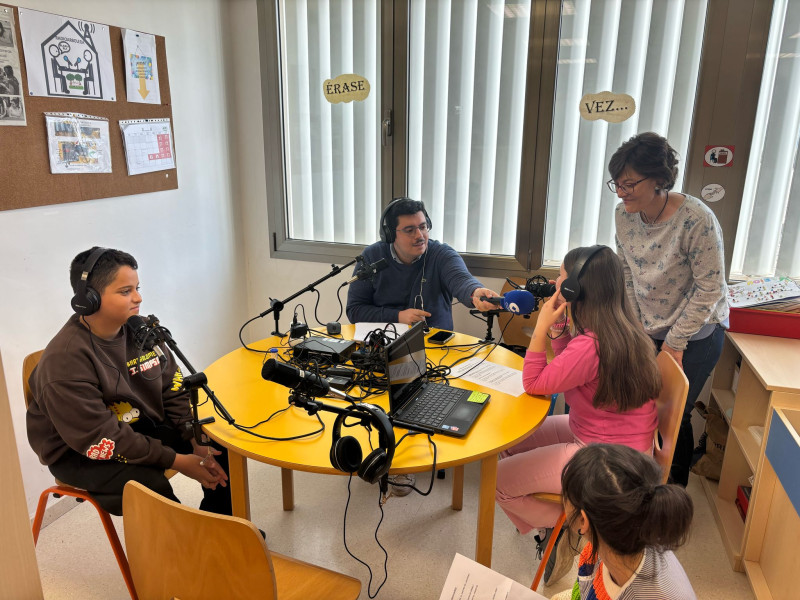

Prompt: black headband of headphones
[330,402,396,484]
[70,247,109,316]
[560,245,606,303]
[379,198,432,244]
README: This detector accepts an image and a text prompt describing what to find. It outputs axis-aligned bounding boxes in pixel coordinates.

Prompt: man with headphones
[346,197,500,330]
[26,247,232,516]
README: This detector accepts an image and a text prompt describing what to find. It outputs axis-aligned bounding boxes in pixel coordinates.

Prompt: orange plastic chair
[24,350,138,600]
[529,351,689,590]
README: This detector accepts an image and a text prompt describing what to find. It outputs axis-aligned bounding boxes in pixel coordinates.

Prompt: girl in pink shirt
[496,246,660,543]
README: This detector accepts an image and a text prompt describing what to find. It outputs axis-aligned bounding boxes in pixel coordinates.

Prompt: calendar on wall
[119,118,175,175]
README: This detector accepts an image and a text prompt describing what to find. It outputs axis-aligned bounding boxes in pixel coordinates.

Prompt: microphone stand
[151,323,235,447]
[258,257,361,336]
[469,308,503,342]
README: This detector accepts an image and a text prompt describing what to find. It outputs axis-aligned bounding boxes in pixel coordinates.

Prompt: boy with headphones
[346,197,499,330]
[26,247,232,516]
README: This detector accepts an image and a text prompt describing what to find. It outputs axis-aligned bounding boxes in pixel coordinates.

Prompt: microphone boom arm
[258,258,359,336]
[149,322,236,445]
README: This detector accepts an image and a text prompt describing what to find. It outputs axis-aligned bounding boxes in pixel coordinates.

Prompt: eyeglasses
[606,177,648,195]
[396,223,430,236]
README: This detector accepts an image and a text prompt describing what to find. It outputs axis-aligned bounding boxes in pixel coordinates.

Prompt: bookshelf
[702,332,800,584]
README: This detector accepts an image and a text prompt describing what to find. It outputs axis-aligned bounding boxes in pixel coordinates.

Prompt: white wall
[3,0,248,514]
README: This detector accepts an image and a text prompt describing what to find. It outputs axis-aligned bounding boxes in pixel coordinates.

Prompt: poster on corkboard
[0,2,177,213]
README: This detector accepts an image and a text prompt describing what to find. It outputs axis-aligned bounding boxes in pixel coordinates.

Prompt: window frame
[258,0,774,282]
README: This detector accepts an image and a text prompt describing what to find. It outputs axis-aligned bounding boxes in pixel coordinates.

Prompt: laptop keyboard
[399,384,464,427]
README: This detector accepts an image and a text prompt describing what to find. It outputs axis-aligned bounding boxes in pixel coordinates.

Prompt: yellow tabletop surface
[200,326,549,475]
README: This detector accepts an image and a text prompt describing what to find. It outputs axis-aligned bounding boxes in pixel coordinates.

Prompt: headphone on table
[330,402,396,484]
[70,247,109,316]
[559,245,607,303]
[379,197,433,244]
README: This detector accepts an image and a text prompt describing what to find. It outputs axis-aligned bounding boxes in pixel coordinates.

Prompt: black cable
[389,433,437,496]
[336,282,347,322]
[342,474,389,598]
[445,316,515,379]
[238,314,271,354]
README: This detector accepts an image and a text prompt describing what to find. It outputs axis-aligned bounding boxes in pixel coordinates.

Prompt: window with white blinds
[543,0,708,266]
[731,0,800,279]
[406,0,532,256]
[279,0,381,245]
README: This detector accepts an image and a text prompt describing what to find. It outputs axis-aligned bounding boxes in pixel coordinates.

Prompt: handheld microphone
[478,290,536,315]
[126,314,167,365]
[346,258,389,284]
[261,358,348,400]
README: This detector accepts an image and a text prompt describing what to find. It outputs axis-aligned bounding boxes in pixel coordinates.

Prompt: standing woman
[610,132,728,486]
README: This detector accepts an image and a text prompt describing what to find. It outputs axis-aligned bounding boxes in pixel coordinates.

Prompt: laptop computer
[384,322,490,437]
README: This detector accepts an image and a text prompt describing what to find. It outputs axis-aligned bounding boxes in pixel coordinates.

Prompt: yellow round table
[201,327,549,567]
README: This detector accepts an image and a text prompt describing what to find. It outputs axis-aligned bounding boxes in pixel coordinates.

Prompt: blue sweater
[345,240,483,330]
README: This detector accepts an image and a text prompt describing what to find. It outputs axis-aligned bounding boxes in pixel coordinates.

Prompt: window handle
[382,109,392,147]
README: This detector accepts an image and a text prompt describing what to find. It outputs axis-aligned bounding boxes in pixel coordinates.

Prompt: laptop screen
[385,322,428,413]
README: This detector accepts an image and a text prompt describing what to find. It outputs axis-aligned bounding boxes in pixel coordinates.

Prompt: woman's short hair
[608,132,679,191]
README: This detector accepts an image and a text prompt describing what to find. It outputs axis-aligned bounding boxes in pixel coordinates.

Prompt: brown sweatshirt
[27,314,191,469]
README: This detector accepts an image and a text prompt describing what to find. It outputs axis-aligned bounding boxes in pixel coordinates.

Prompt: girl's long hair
[565,246,660,410]
[562,443,693,561]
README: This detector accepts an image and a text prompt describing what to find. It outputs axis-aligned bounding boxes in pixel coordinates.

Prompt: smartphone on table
[428,330,455,345]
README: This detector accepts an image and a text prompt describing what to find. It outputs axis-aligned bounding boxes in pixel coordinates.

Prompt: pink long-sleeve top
[523,331,656,452]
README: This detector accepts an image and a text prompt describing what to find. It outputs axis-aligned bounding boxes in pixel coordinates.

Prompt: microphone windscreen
[127,314,148,332]
[261,358,287,384]
[502,290,536,315]
[373,258,389,273]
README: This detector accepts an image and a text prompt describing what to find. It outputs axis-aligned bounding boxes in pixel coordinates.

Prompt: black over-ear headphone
[559,245,607,303]
[330,402,396,484]
[71,247,109,316]
[379,197,433,244]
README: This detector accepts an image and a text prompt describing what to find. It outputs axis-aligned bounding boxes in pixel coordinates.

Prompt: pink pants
[495,415,581,535]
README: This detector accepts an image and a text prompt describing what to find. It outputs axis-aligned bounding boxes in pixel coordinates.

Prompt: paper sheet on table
[449,357,525,397]
[439,553,548,600]
[353,322,408,342]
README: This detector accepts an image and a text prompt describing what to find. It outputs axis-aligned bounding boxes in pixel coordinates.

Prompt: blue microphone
[479,290,536,315]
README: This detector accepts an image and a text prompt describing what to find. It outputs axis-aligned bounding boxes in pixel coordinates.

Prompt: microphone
[346,258,389,284]
[261,358,348,400]
[479,290,536,315]
[126,315,167,364]
[526,281,556,298]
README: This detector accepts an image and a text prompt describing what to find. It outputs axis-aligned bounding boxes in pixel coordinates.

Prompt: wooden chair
[23,349,138,599]
[122,480,362,600]
[529,350,689,590]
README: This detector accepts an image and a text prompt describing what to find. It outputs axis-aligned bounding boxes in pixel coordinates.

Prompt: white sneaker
[388,473,415,497]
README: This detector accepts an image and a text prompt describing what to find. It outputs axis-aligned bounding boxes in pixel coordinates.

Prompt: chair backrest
[653,351,689,484]
[22,350,44,410]
[123,481,278,600]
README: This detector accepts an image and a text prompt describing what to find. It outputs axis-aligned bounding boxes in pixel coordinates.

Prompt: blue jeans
[652,324,725,486]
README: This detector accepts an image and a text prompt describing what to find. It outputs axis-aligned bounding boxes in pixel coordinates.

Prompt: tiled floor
[31,462,753,600]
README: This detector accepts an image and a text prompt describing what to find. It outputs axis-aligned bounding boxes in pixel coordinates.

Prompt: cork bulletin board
[0,3,177,212]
